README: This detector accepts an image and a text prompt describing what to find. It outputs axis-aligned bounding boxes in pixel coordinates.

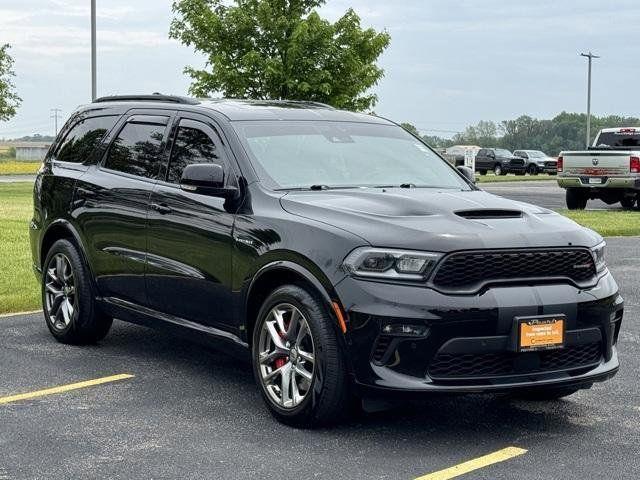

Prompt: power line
[50,108,62,136]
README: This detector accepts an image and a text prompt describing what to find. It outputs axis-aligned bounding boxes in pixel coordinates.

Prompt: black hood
[280,188,601,252]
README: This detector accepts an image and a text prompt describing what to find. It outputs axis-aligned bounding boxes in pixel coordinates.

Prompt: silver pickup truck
[558,127,640,209]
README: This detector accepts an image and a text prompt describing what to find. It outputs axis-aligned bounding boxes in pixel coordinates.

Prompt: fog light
[381,323,429,337]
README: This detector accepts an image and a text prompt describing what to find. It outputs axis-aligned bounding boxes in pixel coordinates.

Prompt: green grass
[0,159,41,175]
[477,173,556,183]
[560,210,640,237]
[0,182,40,314]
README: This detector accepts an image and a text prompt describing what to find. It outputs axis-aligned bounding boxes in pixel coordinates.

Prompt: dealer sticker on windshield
[518,316,565,352]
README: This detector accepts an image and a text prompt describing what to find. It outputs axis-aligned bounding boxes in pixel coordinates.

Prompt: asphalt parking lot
[481,180,617,210]
[1,237,638,480]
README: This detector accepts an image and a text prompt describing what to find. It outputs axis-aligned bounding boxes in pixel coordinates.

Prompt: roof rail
[93,94,200,105]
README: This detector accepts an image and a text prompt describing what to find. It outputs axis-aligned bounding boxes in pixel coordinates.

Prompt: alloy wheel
[45,253,77,331]
[257,303,315,409]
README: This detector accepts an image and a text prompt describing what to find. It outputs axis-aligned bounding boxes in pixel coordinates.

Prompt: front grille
[510,159,525,166]
[428,342,602,379]
[432,248,596,292]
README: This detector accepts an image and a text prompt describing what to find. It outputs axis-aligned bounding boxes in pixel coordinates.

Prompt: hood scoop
[455,209,523,220]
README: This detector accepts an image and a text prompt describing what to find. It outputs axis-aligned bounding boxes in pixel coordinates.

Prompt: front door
[146,115,238,332]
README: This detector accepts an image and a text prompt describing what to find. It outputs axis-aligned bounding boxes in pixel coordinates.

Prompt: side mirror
[457,165,476,184]
[180,163,239,199]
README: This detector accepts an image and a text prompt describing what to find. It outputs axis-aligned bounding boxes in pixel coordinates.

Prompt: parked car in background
[558,127,640,210]
[475,148,526,175]
[444,145,480,167]
[513,150,558,175]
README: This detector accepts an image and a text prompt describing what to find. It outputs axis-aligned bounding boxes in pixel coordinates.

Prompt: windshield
[595,130,640,149]
[526,150,547,158]
[495,149,512,157]
[233,121,470,190]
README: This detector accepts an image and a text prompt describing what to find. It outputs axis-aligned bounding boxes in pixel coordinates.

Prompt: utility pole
[50,108,62,136]
[580,51,600,148]
[91,0,97,100]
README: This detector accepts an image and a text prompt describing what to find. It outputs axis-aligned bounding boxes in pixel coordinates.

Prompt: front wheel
[252,285,350,427]
[478,169,487,176]
[42,239,112,344]
[566,188,588,210]
[494,164,505,176]
[527,164,539,175]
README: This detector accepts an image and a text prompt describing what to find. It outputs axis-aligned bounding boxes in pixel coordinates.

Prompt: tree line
[403,112,640,155]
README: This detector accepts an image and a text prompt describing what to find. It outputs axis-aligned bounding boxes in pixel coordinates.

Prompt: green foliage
[170,0,390,111]
[445,113,640,155]
[399,122,420,136]
[0,44,21,122]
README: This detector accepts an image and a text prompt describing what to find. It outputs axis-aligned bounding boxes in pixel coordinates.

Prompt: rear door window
[103,118,168,179]
[55,115,118,163]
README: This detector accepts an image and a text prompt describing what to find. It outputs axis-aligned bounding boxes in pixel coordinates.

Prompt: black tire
[252,284,350,428]
[478,169,487,176]
[42,239,112,344]
[527,164,539,175]
[494,164,505,176]
[566,188,588,210]
[512,386,581,401]
[620,197,636,210]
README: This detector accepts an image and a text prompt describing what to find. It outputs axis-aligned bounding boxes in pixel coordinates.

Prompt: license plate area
[515,315,565,352]
[588,177,602,184]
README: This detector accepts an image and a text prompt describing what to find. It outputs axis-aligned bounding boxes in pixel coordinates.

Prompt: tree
[399,122,420,136]
[170,0,390,111]
[0,44,21,122]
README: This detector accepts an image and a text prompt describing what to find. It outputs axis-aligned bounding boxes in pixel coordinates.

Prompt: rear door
[145,112,238,332]
[74,111,173,306]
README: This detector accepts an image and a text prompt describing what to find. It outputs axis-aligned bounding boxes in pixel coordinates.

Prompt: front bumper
[558,176,640,190]
[335,272,623,394]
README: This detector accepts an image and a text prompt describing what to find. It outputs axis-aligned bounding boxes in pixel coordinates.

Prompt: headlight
[343,247,442,280]
[536,160,546,165]
[591,241,606,274]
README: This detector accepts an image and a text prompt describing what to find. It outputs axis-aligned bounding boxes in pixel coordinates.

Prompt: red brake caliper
[273,321,289,369]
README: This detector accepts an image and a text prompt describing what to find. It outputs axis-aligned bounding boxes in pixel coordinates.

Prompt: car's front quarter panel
[232,184,368,335]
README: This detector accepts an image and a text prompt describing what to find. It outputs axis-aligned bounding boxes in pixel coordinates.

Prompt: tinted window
[104,121,166,179]
[596,131,640,148]
[56,115,118,163]
[233,120,470,190]
[167,123,224,183]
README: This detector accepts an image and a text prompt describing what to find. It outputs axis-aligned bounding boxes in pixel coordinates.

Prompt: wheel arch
[243,260,343,346]
[40,220,95,278]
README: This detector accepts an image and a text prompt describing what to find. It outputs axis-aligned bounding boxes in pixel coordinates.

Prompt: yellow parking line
[414,446,528,480]
[0,373,135,405]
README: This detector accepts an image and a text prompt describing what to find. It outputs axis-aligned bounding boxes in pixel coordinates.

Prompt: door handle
[73,187,96,208]
[76,187,96,198]
[150,202,172,214]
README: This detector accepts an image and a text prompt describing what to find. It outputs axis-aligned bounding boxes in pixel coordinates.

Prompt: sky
[1,0,639,138]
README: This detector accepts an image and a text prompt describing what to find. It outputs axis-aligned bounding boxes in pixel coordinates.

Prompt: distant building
[14,142,51,161]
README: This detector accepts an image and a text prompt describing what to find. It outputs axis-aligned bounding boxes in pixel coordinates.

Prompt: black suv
[475,148,526,175]
[30,96,622,427]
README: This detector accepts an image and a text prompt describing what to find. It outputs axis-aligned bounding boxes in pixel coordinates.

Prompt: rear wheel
[42,239,112,344]
[620,196,637,210]
[566,188,588,210]
[494,164,505,176]
[252,285,349,427]
[512,386,581,401]
[478,169,487,176]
